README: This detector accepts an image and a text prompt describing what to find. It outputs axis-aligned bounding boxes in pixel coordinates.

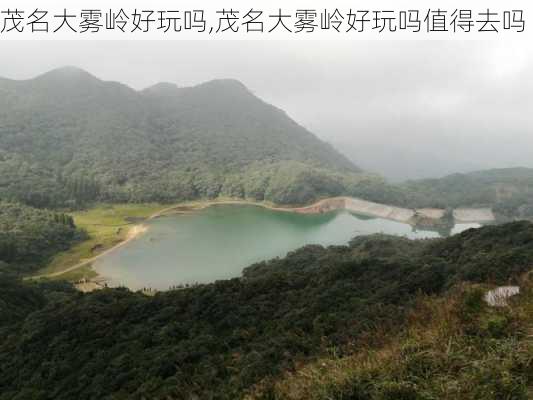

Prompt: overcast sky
[1,40,531,180]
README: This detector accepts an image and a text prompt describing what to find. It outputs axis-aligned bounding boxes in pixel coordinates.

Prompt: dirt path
[30,225,148,280]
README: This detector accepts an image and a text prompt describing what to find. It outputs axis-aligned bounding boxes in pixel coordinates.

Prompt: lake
[93,205,479,290]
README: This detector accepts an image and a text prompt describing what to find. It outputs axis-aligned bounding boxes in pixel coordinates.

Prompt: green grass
[262,277,533,400]
[33,203,166,278]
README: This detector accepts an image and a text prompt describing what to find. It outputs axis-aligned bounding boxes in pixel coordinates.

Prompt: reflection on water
[94,205,477,290]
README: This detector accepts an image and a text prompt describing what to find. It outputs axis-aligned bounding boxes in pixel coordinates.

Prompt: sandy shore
[157,197,420,223]
[274,197,431,224]
[30,224,148,280]
[74,277,109,292]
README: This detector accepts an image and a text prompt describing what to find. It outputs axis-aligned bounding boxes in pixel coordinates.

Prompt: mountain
[0,67,363,208]
[1,221,532,399]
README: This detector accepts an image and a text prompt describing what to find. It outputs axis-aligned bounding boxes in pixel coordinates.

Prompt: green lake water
[93,205,479,290]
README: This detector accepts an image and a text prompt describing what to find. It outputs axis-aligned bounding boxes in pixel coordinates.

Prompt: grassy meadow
[33,203,166,280]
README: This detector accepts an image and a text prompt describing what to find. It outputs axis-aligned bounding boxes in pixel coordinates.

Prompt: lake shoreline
[32,197,494,290]
[155,196,495,225]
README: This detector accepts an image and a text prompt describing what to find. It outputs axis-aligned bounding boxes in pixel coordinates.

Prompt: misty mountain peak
[142,82,180,96]
[142,79,251,101]
[35,66,99,82]
[193,78,251,95]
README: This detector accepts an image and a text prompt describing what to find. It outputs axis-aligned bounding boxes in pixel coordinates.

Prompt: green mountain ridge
[0,67,361,208]
[2,67,533,218]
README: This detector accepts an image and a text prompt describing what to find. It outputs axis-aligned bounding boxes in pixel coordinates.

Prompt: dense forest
[269,274,533,400]
[0,67,363,208]
[1,222,532,399]
[0,203,85,275]
[1,68,533,219]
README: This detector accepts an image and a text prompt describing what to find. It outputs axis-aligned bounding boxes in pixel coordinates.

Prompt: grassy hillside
[33,203,165,279]
[0,222,532,399]
[0,67,364,208]
[266,279,533,400]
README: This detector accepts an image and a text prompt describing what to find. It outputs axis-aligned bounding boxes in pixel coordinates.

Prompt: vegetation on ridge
[1,68,533,220]
[0,222,532,399]
[264,278,533,400]
[0,68,363,209]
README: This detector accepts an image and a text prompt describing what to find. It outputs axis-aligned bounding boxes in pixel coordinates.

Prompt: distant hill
[0,67,363,207]
[401,167,533,218]
[346,167,533,220]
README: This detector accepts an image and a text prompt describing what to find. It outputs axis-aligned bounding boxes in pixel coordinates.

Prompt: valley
[0,66,532,400]
[28,196,489,290]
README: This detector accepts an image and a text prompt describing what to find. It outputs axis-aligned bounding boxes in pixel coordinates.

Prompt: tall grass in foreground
[255,275,533,400]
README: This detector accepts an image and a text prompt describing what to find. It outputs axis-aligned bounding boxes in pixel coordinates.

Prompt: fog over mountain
[0,40,531,181]
[2,39,533,400]
[0,66,367,207]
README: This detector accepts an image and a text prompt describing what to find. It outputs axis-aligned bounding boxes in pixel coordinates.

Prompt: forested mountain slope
[353,167,533,220]
[0,67,362,208]
[0,202,85,274]
[1,222,532,399]
[2,67,532,217]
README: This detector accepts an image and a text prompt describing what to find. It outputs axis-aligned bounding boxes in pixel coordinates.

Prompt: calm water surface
[93,205,478,290]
